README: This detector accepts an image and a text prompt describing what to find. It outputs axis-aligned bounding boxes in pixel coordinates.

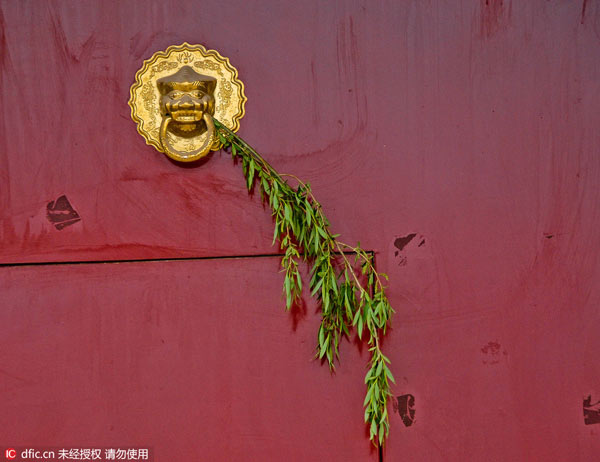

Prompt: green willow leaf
[213,118,395,448]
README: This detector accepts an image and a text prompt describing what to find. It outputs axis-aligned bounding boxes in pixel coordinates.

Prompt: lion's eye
[170,92,184,99]
[191,90,204,98]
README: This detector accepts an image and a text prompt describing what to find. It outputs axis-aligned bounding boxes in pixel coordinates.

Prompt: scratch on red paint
[479,0,512,38]
[581,0,588,24]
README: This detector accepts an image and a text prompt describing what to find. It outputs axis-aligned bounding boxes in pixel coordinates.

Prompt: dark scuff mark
[581,0,588,24]
[310,59,320,126]
[584,395,600,424]
[0,5,13,73]
[396,255,408,266]
[394,233,417,252]
[129,31,172,61]
[481,341,501,355]
[479,0,512,39]
[393,233,426,266]
[481,341,506,365]
[48,5,96,68]
[46,195,81,230]
[393,394,416,427]
[544,233,554,239]
[335,14,368,135]
[0,5,15,226]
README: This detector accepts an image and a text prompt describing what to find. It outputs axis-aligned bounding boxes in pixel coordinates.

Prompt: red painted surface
[0,259,375,461]
[1,0,600,460]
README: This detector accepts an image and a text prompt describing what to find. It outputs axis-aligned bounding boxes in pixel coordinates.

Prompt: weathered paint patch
[46,195,81,230]
[393,394,416,427]
[584,395,600,425]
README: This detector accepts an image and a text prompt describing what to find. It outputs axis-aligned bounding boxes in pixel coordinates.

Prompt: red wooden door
[2,1,600,461]
[1,259,374,461]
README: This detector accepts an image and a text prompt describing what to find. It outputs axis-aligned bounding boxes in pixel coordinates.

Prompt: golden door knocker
[129,43,246,162]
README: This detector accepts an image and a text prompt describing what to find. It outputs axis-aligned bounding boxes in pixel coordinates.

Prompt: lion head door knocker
[129,43,246,162]
[157,66,217,160]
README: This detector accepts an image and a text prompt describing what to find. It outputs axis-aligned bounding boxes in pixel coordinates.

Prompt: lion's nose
[178,100,194,110]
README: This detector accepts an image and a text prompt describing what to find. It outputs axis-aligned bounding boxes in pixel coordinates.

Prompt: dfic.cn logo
[5,449,16,460]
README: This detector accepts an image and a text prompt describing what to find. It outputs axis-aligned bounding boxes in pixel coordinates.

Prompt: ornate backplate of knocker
[129,43,246,162]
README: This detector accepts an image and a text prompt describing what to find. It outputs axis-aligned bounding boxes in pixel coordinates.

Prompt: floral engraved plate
[129,43,246,162]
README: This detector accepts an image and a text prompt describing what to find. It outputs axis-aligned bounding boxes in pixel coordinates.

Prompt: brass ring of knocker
[159,112,216,162]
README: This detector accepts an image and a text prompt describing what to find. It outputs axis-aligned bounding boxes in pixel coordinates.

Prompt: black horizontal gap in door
[0,251,374,268]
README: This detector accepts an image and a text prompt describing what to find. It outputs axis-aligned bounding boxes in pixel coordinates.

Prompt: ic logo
[5,449,16,460]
